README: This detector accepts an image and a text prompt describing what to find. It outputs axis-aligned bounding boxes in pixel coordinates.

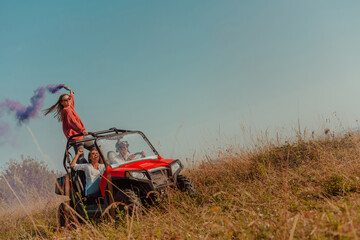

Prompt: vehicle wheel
[143,191,160,207]
[57,203,67,228]
[57,202,78,229]
[176,175,197,197]
[113,189,142,216]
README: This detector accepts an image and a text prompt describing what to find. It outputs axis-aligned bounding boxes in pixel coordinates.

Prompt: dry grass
[2,132,360,239]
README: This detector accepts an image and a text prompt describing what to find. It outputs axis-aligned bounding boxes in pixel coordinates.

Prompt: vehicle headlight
[170,161,181,174]
[129,171,148,180]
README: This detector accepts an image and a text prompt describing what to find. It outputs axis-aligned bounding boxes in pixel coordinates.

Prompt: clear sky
[1,1,360,170]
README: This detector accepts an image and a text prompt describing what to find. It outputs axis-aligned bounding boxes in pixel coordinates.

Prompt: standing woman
[44,87,94,156]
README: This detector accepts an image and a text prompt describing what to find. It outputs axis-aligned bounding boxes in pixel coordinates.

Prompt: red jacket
[61,93,85,140]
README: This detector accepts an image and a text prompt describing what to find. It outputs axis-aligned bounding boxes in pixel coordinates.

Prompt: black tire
[177,175,197,197]
[69,192,87,222]
[57,203,67,228]
[57,202,78,229]
[113,189,142,216]
[143,192,160,207]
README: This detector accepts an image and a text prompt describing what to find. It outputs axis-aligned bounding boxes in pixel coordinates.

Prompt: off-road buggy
[55,128,196,226]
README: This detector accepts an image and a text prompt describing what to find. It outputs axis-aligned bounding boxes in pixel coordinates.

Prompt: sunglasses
[62,97,71,102]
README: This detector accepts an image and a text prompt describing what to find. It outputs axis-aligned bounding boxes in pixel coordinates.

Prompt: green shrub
[324,175,352,196]
[0,156,58,203]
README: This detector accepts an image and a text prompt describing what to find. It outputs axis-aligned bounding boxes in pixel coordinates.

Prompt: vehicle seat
[74,170,86,196]
[77,157,88,164]
[107,151,118,165]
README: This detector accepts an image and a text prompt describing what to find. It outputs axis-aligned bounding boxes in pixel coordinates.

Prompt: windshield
[96,132,158,168]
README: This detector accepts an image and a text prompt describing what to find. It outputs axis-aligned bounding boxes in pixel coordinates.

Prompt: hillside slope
[1,134,360,239]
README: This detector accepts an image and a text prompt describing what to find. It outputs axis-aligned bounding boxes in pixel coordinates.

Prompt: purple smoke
[47,84,65,94]
[0,84,65,125]
[0,122,10,146]
[0,122,10,136]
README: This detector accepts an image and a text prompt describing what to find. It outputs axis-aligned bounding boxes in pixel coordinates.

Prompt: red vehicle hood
[118,159,170,170]
[104,157,175,177]
[100,157,177,196]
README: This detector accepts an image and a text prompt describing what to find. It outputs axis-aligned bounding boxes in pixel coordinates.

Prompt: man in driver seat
[114,140,146,162]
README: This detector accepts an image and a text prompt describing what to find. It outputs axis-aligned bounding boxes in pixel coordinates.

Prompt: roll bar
[62,127,159,173]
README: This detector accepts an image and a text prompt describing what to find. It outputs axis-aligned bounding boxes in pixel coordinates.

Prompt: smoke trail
[47,84,65,94]
[0,122,10,146]
[0,84,65,145]
[0,122,10,136]
[0,84,65,125]
[26,126,56,171]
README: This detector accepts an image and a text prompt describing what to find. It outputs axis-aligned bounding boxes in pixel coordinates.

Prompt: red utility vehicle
[55,128,196,226]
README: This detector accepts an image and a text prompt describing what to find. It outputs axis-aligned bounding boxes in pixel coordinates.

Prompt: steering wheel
[133,152,145,157]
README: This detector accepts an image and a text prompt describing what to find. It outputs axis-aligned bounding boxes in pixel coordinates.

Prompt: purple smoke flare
[47,84,65,94]
[0,122,10,136]
[1,87,46,124]
[0,84,66,127]
[0,122,10,146]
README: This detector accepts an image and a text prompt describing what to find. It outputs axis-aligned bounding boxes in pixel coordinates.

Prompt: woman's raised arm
[70,149,84,168]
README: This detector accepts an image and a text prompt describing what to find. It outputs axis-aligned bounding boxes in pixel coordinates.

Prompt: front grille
[149,168,170,188]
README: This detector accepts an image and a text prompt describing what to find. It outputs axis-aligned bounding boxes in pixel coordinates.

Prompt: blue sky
[1,1,360,170]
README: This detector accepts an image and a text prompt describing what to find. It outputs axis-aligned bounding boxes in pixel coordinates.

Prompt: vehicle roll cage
[63,127,159,174]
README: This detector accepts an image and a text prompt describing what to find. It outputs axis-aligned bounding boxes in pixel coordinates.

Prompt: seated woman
[70,148,105,196]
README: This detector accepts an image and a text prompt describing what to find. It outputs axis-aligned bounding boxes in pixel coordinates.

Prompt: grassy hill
[1,132,360,239]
